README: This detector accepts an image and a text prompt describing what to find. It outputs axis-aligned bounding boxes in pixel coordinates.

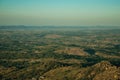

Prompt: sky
[0,0,120,26]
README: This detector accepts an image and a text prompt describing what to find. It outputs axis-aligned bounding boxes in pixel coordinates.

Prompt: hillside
[0,26,120,80]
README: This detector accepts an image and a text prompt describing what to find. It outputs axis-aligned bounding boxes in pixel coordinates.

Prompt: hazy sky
[0,0,120,26]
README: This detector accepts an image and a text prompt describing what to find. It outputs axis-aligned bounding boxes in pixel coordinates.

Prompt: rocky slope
[1,60,119,80]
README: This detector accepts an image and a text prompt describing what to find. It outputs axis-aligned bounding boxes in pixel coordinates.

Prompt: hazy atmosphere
[0,0,120,26]
[0,0,120,80]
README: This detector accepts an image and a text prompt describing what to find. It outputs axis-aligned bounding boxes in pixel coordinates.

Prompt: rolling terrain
[0,26,120,80]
